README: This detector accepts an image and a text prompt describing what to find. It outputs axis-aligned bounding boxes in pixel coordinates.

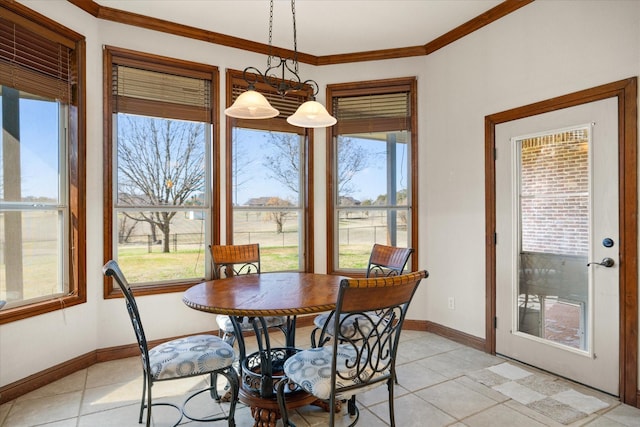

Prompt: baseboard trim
[0,351,97,404]
[404,319,486,351]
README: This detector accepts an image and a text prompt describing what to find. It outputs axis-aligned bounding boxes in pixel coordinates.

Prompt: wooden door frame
[485,77,638,406]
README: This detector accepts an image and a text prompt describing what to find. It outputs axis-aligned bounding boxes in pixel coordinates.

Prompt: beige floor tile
[85,357,142,389]
[502,399,569,427]
[16,370,87,402]
[415,351,481,379]
[3,391,82,426]
[33,419,78,427]
[415,379,499,419]
[601,404,640,427]
[370,392,456,427]
[0,402,11,425]
[395,362,448,391]
[455,375,510,404]
[77,402,145,427]
[586,417,631,427]
[463,403,547,427]
[80,379,143,415]
[354,383,410,408]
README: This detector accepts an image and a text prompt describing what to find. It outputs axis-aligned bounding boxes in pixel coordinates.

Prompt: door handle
[587,257,615,267]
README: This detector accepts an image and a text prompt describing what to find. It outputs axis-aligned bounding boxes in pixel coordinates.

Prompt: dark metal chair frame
[103,260,239,427]
[209,243,287,343]
[277,270,428,427]
[311,243,414,347]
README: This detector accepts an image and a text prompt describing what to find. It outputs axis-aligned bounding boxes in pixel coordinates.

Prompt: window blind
[0,14,73,103]
[333,91,411,134]
[112,64,211,123]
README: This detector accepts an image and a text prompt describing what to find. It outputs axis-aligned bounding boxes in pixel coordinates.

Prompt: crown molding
[65,0,533,65]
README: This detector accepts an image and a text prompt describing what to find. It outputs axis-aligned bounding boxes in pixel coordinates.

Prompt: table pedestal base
[240,386,323,427]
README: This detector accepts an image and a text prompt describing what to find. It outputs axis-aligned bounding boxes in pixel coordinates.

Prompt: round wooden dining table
[182,272,349,427]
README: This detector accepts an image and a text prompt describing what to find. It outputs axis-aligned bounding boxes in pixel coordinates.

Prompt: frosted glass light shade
[287,100,337,128]
[224,90,279,119]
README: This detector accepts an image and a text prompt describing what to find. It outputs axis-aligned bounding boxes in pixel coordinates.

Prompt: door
[495,97,619,395]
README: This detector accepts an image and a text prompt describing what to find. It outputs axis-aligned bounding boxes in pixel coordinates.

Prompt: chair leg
[182,367,239,426]
[221,367,239,427]
[139,371,148,424]
[210,372,222,401]
[276,378,296,427]
[145,377,153,427]
[387,379,396,427]
[348,395,357,416]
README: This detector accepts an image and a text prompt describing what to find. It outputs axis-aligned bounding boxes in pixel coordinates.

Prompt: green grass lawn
[116,244,372,284]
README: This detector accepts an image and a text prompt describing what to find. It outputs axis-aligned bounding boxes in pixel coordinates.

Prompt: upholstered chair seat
[148,334,236,380]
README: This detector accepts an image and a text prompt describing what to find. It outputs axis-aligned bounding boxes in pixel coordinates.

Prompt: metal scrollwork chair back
[209,244,287,347]
[277,270,429,427]
[102,260,239,427]
[311,244,414,347]
[211,243,261,279]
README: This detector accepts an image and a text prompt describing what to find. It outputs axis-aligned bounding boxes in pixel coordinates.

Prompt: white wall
[1,0,638,389]
[420,0,640,337]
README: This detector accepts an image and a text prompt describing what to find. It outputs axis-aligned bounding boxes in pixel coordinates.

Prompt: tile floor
[1,327,639,426]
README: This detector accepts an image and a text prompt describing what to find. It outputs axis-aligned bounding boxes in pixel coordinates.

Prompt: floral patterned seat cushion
[283,345,389,400]
[313,312,380,340]
[148,334,236,380]
[216,314,286,333]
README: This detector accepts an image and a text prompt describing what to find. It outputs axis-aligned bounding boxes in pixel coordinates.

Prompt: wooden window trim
[326,77,418,277]
[224,69,314,272]
[103,46,219,298]
[0,2,86,325]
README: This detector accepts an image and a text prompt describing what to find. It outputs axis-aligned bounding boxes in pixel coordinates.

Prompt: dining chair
[276,269,429,427]
[103,260,239,427]
[311,243,414,347]
[209,243,287,347]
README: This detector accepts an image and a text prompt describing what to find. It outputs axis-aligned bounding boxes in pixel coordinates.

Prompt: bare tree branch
[117,116,205,252]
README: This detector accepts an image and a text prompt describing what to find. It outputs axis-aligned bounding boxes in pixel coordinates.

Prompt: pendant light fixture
[224,0,336,128]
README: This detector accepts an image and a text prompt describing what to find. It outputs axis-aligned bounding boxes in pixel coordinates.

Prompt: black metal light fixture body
[224,0,336,128]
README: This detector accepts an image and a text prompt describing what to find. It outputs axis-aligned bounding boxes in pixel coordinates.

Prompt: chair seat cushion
[149,334,236,380]
[216,314,286,333]
[283,345,388,400]
[313,312,380,339]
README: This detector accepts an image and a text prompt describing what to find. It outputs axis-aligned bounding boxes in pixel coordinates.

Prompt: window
[225,69,313,272]
[0,3,86,322]
[104,47,218,296]
[327,78,417,275]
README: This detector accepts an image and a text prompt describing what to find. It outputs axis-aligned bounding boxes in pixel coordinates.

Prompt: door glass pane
[517,128,589,351]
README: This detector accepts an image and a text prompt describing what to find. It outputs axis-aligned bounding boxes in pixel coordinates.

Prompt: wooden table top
[182,272,349,316]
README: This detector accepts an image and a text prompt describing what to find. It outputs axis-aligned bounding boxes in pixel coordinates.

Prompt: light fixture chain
[267,0,274,67]
[291,0,298,73]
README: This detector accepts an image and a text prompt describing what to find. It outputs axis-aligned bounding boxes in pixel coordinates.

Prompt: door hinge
[494,147,497,160]
[494,232,497,244]
[494,316,497,329]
